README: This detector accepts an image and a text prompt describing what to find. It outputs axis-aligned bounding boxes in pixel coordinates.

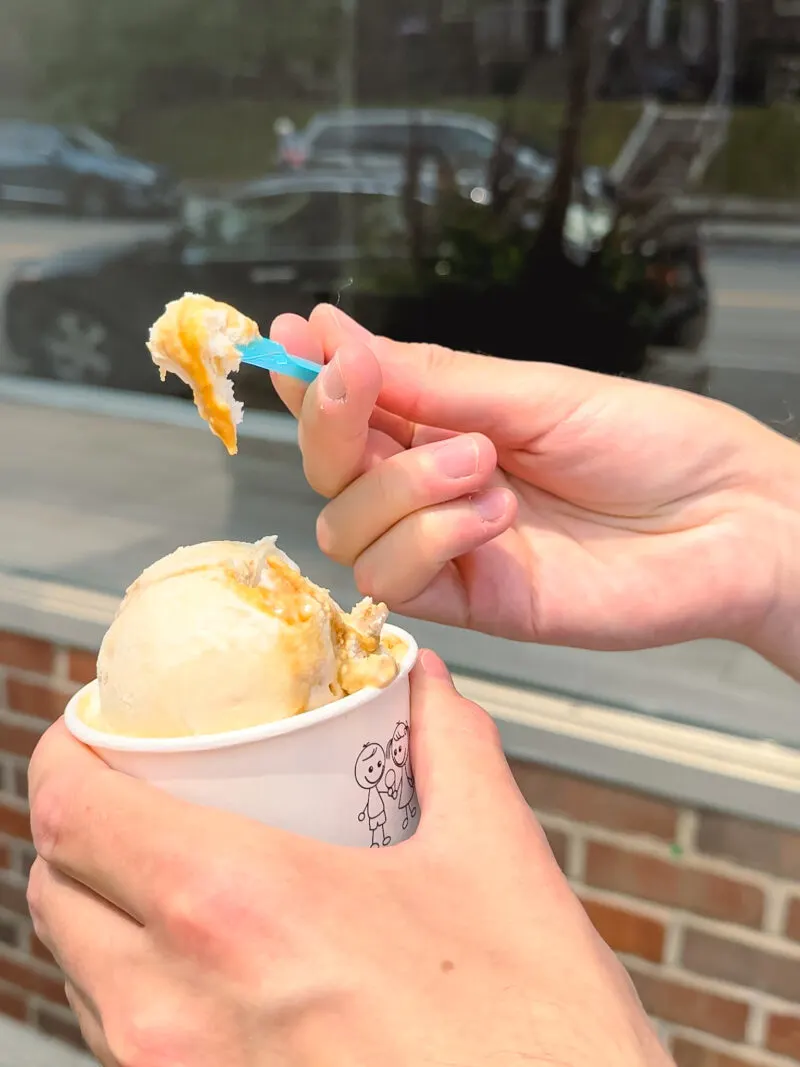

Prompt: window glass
[2,0,799,753]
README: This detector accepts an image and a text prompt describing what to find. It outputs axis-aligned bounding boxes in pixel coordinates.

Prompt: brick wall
[1,627,800,1063]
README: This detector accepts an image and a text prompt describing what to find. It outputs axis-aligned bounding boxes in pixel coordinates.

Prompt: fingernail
[320,354,346,402]
[473,488,509,523]
[433,436,479,479]
[327,306,374,342]
[419,649,452,680]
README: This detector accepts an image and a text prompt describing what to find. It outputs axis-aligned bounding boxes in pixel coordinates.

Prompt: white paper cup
[64,625,419,848]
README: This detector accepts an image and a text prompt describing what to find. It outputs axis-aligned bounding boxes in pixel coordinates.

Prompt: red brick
[0,718,46,758]
[509,761,678,840]
[0,951,66,1004]
[787,897,800,943]
[580,897,664,962]
[672,1038,753,1067]
[0,803,30,840]
[585,842,764,927]
[0,875,30,916]
[0,914,20,947]
[34,1004,88,1050]
[767,1013,800,1062]
[629,968,748,1040]
[0,633,53,675]
[683,928,800,1001]
[0,981,26,1022]
[67,649,96,686]
[12,764,27,802]
[5,679,70,723]
[544,827,568,870]
[698,812,800,881]
[13,844,35,879]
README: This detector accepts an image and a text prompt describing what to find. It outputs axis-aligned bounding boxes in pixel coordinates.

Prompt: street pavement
[1,214,800,747]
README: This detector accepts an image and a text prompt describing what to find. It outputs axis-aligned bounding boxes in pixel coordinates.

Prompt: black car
[0,120,179,218]
[5,170,709,401]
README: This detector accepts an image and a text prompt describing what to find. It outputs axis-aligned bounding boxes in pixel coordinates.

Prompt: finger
[66,983,119,1066]
[409,652,530,836]
[271,311,420,452]
[317,304,598,445]
[28,858,145,1003]
[353,487,517,606]
[298,340,391,497]
[269,313,326,417]
[302,305,417,447]
[317,432,497,564]
[28,721,268,923]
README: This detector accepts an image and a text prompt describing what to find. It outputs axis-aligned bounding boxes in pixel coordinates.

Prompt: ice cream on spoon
[147,292,259,456]
[148,292,320,456]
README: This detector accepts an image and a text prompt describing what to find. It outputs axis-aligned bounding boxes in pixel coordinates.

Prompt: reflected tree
[9,0,341,129]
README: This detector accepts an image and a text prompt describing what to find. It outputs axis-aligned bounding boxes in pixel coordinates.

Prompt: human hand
[28,654,671,1067]
[271,305,800,674]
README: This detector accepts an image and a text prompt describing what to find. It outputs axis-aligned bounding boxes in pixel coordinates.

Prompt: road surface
[1,214,800,744]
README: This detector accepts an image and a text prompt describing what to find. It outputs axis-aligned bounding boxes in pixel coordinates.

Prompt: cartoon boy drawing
[387,721,417,830]
[354,742,391,847]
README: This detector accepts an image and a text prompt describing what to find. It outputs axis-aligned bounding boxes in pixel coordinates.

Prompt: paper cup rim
[64,624,418,753]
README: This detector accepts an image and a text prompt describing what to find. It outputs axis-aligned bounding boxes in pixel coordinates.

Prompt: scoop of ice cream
[86,538,402,738]
[147,293,258,456]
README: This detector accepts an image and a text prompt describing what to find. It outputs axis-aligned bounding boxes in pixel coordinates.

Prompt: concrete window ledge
[2,566,800,831]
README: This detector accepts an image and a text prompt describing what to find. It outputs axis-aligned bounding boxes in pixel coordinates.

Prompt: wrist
[736,436,800,679]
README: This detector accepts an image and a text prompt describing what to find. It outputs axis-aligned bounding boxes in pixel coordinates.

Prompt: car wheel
[33,307,118,385]
[75,181,113,219]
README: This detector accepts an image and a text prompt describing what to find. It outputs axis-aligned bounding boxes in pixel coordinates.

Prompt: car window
[182,190,348,258]
[312,121,412,156]
[62,126,119,157]
[21,125,61,156]
[342,192,408,253]
[311,125,354,152]
[354,124,412,153]
[423,124,495,162]
[0,124,60,159]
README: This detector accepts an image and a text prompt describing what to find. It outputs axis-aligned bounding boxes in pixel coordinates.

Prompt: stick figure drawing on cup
[354,742,391,847]
[386,721,417,830]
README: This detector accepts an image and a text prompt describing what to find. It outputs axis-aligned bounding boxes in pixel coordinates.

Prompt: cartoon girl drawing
[354,742,391,847]
[387,721,417,830]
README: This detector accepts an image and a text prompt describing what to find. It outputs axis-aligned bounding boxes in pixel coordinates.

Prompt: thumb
[410,650,528,836]
[318,305,596,444]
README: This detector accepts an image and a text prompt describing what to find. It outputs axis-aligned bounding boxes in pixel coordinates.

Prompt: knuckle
[315,509,352,565]
[26,858,46,926]
[412,341,457,378]
[470,704,503,750]
[29,778,70,863]
[107,1001,196,1067]
[301,451,333,498]
[161,863,254,962]
[352,555,383,601]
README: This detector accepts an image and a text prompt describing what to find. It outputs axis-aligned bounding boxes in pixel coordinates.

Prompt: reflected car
[0,120,180,218]
[4,169,708,402]
[276,107,610,202]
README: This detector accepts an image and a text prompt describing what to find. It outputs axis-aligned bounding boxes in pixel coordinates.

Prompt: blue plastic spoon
[236,338,321,384]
